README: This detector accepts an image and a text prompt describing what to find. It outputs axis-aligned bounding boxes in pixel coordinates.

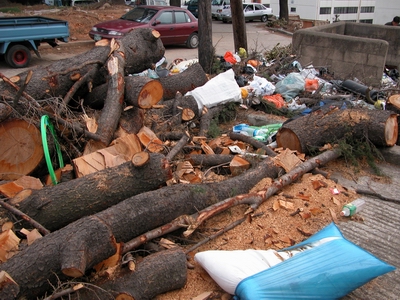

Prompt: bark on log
[276,108,398,154]
[0,28,165,102]
[0,216,118,298]
[14,153,171,231]
[158,63,208,100]
[1,157,282,299]
[73,248,187,300]
[188,154,234,167]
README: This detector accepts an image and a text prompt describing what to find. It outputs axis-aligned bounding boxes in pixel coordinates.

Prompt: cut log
[276,108,398,154]
[125,76,163,108]
[229,155,251,176]
[0,119,43,181]
[73,249,187,300]
[158,62,208,100]
[85,76,163,109]
[0,216,118,298]
[1,157,282,299]
[13,153,172,231]
[0,28,165,102]
[188,154,234,166]
[0,271,19,300]
[95,44,126,146]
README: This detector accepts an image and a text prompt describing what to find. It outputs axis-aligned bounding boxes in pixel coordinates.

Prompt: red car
[89,5,199,48]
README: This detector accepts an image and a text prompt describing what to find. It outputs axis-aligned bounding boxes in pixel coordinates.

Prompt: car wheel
[5,44,31,68]
[261,15,268,22]
[223,19,227,23]
[186,32,199,49]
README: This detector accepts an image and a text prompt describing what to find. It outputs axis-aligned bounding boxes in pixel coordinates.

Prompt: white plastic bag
[194,249,289,294]
[185,69,242,111]
[248,75,275,96]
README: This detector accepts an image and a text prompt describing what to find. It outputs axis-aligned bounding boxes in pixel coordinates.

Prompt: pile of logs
[0,27,399,300]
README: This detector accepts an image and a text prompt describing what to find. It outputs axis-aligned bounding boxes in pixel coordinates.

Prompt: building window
[360,19,373,23]
[360,6,374,13]
[291,7,296,13]
[334,7,358,14]
[320,7,331,15]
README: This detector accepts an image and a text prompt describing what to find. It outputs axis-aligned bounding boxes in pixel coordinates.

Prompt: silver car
[220,3,273,23]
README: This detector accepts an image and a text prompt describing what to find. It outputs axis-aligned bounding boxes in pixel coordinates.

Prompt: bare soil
[0,3,390,300]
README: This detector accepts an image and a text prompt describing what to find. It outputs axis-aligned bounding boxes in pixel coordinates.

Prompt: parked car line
[220,3,273,23]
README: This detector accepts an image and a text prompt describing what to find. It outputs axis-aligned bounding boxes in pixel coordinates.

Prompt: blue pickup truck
[0,16,69,68]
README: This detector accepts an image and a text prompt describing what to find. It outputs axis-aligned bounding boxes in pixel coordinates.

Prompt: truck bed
[0,16,69,44]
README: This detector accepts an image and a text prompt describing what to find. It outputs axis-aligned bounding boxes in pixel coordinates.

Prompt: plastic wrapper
[275,72,305,101]
[195,223,395,299]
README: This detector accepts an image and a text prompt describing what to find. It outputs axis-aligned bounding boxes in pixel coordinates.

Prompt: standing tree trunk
[231,0,247,53]
[279,0,289,21]
[198,0,214,74]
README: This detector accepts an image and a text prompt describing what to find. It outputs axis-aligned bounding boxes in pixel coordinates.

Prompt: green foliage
[207,119,221,138]
[0,7,21,13]
[263,43,293,62]
[337,133,384,175]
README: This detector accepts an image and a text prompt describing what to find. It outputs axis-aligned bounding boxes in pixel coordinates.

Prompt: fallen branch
[0,199,50,236]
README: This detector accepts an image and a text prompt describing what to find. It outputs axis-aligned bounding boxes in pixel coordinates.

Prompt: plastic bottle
[340,199,366,217]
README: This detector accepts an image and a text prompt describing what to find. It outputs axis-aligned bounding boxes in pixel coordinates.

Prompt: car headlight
[108,31,124,36]
[91,27,98,32]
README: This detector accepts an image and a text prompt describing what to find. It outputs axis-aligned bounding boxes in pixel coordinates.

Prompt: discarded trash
[195,223,395,298]
[228,145,268,158]
[232,123,282,143]
[340,198,366,217]
[248,75,275,96]
[341,79,382,100]
[185,69,242,111]
[275,72,305,101]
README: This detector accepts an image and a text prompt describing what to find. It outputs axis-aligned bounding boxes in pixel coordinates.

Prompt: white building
[270,0,400,25]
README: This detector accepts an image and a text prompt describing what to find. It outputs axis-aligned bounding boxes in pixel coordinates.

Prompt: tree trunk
[279,0,289,21]
[0,28,165,102]
[13,153,172,231]
[276,108,398,154]
[73,248,187,300]
[0,157,281,299]
[158,63,208,100]
[95,43,126,146]
[198,0,214,74]
[231,0,247,53]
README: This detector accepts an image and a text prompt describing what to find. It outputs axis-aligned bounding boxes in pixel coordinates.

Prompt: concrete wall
[292,21,400,86]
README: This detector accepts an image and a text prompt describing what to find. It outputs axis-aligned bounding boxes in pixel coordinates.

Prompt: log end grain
[385,114,398,146]
[0,119,43,180]
[276,127,302,153]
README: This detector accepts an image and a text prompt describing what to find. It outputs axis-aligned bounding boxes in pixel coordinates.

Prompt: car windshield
[121,7,158,23]
[212,0,223,5]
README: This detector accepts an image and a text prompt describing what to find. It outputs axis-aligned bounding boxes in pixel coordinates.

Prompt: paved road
[0,20,292,78]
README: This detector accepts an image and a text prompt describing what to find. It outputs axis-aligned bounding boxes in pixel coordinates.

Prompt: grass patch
[0,7,21,13]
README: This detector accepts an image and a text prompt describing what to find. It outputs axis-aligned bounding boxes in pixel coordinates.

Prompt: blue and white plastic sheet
[195,223,395,299]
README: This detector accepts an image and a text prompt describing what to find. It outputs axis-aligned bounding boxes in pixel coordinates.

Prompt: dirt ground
[0,2,391,300]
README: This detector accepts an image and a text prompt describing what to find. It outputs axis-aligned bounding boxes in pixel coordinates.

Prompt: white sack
[194,249,289,295]
[185,68,242,111]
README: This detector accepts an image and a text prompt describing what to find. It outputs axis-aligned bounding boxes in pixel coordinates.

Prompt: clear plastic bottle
[340,199,366,217]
